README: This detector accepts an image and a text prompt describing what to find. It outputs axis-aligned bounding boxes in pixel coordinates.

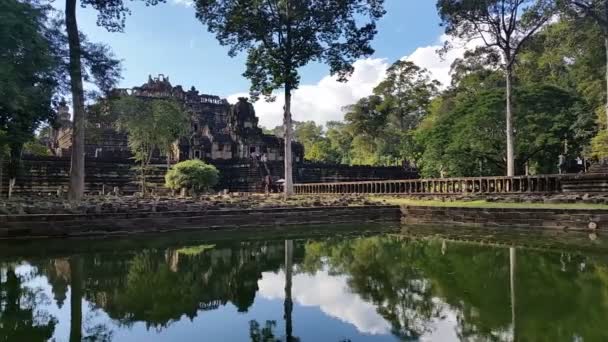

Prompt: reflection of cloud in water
[258,268,462,341]
[258,269,391,335]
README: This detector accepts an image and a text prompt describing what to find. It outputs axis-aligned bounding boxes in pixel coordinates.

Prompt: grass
[370,197,608,210]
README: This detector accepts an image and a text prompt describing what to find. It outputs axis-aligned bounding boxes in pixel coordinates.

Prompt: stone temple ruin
[9,75,415,194]
[51,74,304,164]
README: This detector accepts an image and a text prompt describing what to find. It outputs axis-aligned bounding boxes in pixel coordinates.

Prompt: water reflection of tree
[0,264,57,341]
[301,236,608,341]
[249,240,300,342]
[515,251,608,341]
[302,237,444,339]
[75,241,290,329]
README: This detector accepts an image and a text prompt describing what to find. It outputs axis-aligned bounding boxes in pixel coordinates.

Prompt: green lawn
[370,197,608,210]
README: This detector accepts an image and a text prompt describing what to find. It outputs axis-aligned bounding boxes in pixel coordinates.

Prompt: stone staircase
[562,159,608,193]
[588,159,608,174]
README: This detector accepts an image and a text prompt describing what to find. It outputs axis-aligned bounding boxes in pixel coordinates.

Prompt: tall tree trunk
[505,65,515,176]
[8,178,15,199]
[69,256,83,342]
[605,35,608,131]
[283,85,294,197]
[7,145,22,200]
[66,0,86,201]
[0,152,3,197]
[284,240,293,341]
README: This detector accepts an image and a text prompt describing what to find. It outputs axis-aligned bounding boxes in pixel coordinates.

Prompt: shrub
[165,160,219,194]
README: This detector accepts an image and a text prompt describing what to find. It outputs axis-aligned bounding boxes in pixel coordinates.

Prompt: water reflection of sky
[258,268,460,341]
[259,268,392,335]
[4,231,607,342]
[16,262,461,341]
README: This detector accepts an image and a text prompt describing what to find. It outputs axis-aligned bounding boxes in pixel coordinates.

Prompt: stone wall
[216,161,415,192]
[2,157,414,194]
[401,205,608,231]
[1,156,169,195]
[0,205,401,238]
[297,163,416,183]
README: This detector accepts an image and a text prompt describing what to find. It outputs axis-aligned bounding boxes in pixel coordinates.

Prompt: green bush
[165,160,219,193]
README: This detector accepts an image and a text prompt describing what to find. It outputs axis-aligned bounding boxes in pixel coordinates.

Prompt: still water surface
[1,226,607,341]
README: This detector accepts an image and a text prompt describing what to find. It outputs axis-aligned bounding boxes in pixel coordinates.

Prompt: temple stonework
[52,74,304,163]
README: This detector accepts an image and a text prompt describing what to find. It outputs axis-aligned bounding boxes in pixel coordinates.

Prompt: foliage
[261,60,439,167]
[0,0,122,199]
[0,0,62,185]
[437,0,556,62]
[114,96,189,195]
[591,130,608,159]
[164,159,219,193]
[23,140,50,157]
[415,84,592,177]
[75,241,289,328]
[301,234,608,341]
[194,0,386,195]
[336,60,439,166]
[374,60,440,131]
[437,0,557,176]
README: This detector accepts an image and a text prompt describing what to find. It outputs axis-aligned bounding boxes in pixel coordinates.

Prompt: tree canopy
[437,0,557,176]
[114,96,189,195]
[194,0,386,195]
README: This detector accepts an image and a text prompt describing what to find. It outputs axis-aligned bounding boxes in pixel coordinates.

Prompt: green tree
[165,159,220,194]
[306,140,333,163]
[293,121,323,154]
[64,0,163,201]
[343,95,390,165]
[0,0,63,198]
[194,0,386,196]
[374,60,440,132]
[114,97,189,196]
[292,121,336,162]
[437,0,556,176]
[325,121,353,164]
[415,84,591,177]
[560,0,608,131]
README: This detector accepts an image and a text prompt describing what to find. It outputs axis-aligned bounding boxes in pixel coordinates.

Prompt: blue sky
[72,0,458,127]
[76,1,441,94]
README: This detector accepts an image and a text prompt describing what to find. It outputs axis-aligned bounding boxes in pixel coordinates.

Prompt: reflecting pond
[1,225,608,341]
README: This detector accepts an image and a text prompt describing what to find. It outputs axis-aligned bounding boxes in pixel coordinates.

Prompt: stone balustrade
[294,174,564,195]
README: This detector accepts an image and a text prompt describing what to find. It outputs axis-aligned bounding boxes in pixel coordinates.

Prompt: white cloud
[405,34,483,88]
[258,269,391,335]
[228,58,389,129]
[230,34,477,128]
[172,0,193,7]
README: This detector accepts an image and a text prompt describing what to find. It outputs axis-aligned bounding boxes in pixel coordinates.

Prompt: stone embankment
[401,206,608,231]
[0,194,376,216]
[2,193,608,239]
[0,194,399,239]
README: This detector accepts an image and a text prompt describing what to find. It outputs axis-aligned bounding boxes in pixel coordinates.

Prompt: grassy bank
[371,197,608,210]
